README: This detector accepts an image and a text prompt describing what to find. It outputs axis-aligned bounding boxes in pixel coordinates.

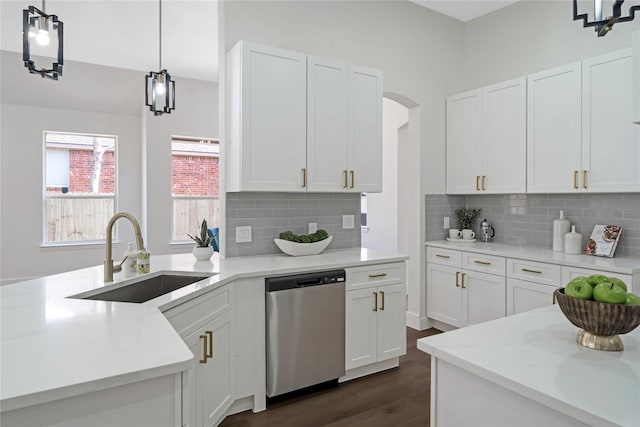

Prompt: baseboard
[226,396,254,416]
[429,318,457,332]
[406,311,431,330]
[339,358,399,383]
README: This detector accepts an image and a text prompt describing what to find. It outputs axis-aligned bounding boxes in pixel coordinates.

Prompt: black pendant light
[573,0,639,37]
[23,0,63,79]
[145,0,175,116]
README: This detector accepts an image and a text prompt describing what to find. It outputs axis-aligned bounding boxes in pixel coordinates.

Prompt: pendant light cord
[42,0,45,12]
[158,0,162,71]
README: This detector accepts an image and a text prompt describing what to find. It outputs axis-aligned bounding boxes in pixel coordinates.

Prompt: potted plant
[455,208,482,235]
[187,219,214,261]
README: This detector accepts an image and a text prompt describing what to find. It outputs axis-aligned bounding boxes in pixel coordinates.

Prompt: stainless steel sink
[77,274,212,303]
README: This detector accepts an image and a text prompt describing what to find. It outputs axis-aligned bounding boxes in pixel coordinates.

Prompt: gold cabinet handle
[199,335,208,364]
[455,271,460,287]
[206,330,213,359]
[553,292,557,305]
[573,170,578,189]
[476,176,480,191]
[380,291,385,311]
[350,170,355,189]
[461,272,466,289]
[343,170,348,188]
[301,168,307,188]
[474,260,491,265]
[369,273,387,278]
[436,254,450,259]
[373,292,378,312]
[582,170,587,189]
[522,268,542,274]
[482,175,486,191]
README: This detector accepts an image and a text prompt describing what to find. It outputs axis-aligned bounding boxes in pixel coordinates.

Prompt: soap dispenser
[553,210,570,252]
[123,242,138,277]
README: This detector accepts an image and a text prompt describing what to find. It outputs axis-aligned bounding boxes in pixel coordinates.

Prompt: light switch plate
[309,222,318,234]
[235,226,252,243]
[444,216,450,229]
[342,215,355,229]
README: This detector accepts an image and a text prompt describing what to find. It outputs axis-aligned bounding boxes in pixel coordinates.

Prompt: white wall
[362,98,408,252]
[225,0,466,196]
[463,0,638,90]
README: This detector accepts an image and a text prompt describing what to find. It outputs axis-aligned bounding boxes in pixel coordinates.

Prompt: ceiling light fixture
[145,0,175,116]
[23,0,63,79]
[573,0,639,37]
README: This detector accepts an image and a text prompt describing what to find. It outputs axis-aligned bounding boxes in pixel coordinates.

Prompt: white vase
[192,246,213,261]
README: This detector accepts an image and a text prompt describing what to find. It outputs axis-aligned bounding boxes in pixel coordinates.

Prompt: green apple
[608,277,628,293]
[625,293,640,306]
[586,274,610,288]
[593,282,627,304]
[565,280,593,300]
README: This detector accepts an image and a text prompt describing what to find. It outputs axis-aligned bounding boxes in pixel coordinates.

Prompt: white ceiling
[411,0,520,22]
[0,0,218,82]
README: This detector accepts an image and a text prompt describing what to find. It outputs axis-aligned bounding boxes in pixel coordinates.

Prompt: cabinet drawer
[462,252,505,276]
[561,266,633,292]
[346,262,405,291]
[426,247,462,268]
[507,259,561,286]
[164,284,233,337]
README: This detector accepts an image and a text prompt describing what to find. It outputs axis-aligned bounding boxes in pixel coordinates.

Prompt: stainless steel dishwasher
[266,269,346,397]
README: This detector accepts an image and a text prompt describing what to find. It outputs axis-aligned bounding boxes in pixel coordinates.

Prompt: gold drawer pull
[522,268,542,274]
[369,273,387,278]
[455,271,460,287]
[373,292,378,312]
[199,335,208,364]
[553,292,557,305]
[380,291,385,311]
[436,254,450,259]
[206,330,213,359]
[474,260,491,265]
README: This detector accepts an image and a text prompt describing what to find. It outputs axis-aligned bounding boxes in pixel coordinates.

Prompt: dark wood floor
[221,327,442,427]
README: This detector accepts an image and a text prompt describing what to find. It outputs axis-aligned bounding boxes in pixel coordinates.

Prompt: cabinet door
[376,283,407,362]
[582,49,640,193]
[506,278,556,316]
[461,270,505,326]
[345,288,378,370]
[561,266,633,293]
[187,312,233,427]
[307,57,349,191]
[235,42,307,191]
[426,263,462,327]
[482,77,526,194]
[527,63,582,193]
[633,31,640,124]
[347,64,383,193]
[446,89,482,194]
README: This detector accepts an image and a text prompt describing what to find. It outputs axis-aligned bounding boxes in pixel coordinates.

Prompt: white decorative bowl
[273,236,333,256]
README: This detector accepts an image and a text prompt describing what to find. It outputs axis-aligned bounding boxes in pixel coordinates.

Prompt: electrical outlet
[342,215,355,229]
[444,216,450,229]
[235,226,252,243]
[309,222,318,234]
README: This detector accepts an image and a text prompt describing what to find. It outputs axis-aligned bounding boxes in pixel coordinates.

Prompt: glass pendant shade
[145,69,175,116]
[22,5,63,79]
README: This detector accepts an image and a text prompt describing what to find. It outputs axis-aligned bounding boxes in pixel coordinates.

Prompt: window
[44,131,117,244]
[171,137,220,241]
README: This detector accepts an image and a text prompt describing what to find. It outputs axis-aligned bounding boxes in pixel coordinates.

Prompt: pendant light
[23,0,63,79]
[573,0,639,37]
[145,0,175,116]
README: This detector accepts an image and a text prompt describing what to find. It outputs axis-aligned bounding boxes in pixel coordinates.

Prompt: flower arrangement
[455,208,482,230]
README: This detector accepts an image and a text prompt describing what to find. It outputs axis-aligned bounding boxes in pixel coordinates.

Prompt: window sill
[169,240,195,246]
[40,241,120,250]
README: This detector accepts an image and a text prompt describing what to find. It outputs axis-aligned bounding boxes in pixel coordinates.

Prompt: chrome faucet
[104,212,144,282]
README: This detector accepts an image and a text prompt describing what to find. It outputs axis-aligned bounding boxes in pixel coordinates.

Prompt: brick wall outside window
[68,150,115,193]
[172,154,219,197]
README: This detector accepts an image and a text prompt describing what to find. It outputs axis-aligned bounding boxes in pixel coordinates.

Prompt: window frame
[41,130,119,247]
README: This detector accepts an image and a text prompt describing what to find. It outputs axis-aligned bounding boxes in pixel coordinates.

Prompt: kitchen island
[1,248,407,426]
[417,305,640,427]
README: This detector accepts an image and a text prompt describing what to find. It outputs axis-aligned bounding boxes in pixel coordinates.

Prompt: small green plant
[187,219,213,247]
[278,229,329,243]
[455,208,482,230]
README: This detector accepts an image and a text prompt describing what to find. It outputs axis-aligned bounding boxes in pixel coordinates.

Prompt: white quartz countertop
[417,305,640,427]
[0,248,406,411]
[426,240,640,274]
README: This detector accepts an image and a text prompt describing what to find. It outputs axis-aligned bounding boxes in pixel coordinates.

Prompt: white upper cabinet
[634,31,640,124]
[527,63,582,193]
[446,89,482,194]
[582,49,640,193]
[228,41,383,193]
[482,77,527,193]
[227,41,307,192]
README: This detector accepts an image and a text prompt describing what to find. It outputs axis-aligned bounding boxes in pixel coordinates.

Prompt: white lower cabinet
[345,263,406,371]
[426,263,462,327]
[507,278,557,316]
[462,270,506,326]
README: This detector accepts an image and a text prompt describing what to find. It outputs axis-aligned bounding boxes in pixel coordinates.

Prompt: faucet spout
[104,212,144,282]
